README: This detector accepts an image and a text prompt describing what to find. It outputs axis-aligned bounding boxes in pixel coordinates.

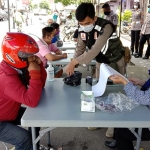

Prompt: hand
[34,56,41,65]
[65,62,75,76]
[109,74,128,85]
[129,78,145,86]
[62,53,67,58]
[28,56,41,65]
[28,62,40,72]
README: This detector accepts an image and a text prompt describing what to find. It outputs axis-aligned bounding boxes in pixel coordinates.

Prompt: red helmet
[1,32,39,69]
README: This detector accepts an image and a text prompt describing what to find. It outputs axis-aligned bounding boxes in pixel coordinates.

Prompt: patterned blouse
[124,82,150,107]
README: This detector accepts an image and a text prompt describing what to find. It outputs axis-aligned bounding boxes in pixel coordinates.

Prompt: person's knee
[17,129,32,146]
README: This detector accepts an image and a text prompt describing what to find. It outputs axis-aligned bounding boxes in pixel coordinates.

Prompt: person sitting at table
[0,32,47,150]
[104,74,150,150]
[50,22,60,43]
[36,26,67,78]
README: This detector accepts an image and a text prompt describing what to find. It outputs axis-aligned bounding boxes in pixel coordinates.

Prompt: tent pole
[7,0,10,32]
[119,0,122,38]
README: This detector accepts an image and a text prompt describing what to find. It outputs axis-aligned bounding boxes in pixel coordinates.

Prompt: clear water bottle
[47,63,54,81]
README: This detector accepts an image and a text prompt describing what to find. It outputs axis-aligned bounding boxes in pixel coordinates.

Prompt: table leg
[47,131,51,147]
[135,128,142,150]
[31,127,37,150]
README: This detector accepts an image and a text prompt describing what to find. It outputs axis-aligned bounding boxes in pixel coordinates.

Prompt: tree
[39,0,50,10]
[54,0,91,6]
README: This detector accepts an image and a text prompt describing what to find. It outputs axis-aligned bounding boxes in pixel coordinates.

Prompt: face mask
[148,8,150,13]
[104,11,110,15]
[56,30,60,35]
[80,24,94,33]
[134,5,138,9]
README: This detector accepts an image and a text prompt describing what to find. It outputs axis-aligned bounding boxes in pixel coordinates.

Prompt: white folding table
[21,79,150,150]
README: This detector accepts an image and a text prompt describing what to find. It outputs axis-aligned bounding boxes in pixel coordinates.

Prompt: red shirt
[0,61,47,121]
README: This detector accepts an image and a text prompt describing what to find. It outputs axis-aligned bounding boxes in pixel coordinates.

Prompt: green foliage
[117,9,132,22]
[39,0,50,10]
[33,4,38,9]
[122,10,132,21]
[54,0,91,6]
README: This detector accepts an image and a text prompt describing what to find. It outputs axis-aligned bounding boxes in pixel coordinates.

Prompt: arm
[55,49,62,55]
[140,11,144,24]
[39,62,47,87]
[45,53,67,61]
[109,75,150,105]
[4,62,43,107]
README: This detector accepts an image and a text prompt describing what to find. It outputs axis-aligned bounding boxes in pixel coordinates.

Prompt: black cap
[102,3,110,8]
[148,4,150,8]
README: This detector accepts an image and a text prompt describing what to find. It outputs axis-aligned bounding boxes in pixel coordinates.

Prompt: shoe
[39,145,49,150]
[106,128,114,138]
[142,56,149,59]
[133,53,138,56]
[9,147,15,150]
[104,140,117,149]
[134,54,142,58]
[87,127,99,130]
[54,69,63,78]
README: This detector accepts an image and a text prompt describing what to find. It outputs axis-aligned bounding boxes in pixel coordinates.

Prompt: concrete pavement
[0,19,150,150]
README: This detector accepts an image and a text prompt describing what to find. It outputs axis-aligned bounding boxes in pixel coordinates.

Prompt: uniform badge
[94,32,97,39]
[81,33,86,40]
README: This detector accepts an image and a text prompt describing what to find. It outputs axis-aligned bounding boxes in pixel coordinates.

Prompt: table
[21,79,150,150]
[58,42,77,50]
[48,53,96,65]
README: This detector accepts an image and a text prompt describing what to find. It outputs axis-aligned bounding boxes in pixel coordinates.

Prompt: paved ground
[0,20,150,150]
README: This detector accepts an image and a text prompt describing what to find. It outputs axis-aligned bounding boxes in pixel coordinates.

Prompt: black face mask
[104,11,110,15]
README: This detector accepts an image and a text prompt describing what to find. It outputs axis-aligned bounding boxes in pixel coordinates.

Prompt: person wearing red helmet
[0,32,47,150]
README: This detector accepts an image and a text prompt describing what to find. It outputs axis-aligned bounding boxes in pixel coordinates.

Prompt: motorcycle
[121,21,131,36]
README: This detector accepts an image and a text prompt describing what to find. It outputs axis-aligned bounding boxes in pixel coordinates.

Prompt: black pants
[131,30,140,53]
[114,128,150,150]
[12,107,40,149]
[138,34,150,57]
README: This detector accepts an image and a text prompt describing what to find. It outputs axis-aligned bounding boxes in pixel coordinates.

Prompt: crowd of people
[0,1,150,150]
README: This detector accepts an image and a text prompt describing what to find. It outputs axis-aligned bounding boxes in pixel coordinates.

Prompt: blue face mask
[148,8,150,13]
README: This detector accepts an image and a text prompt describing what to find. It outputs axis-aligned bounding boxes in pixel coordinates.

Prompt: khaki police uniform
[131,9,143,54]
[74,17,126,78]
[104,10,118,26]
[131,9,143,31]
[138,13,150,57]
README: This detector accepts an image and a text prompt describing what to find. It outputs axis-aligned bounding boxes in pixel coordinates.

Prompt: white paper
[92,63,129,97]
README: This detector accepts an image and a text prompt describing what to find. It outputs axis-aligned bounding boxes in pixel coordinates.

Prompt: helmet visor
[18,35,39,58]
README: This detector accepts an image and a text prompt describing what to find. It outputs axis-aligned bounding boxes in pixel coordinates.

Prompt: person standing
[53,10,58,23]
[135,4,150,59]
[131,0,143,56]
[14,10,24,32]
[102,3,118,29]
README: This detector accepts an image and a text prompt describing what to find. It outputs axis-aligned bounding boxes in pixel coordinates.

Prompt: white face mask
[80,24,94,33]
[134,5,138,9]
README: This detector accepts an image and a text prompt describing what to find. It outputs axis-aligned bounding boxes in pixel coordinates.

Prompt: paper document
[92,63,128,97]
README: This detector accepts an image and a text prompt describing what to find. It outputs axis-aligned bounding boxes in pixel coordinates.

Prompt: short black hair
[50,22,59,30]
[42,27,54,38]
[102,3,110,9]
[75,3,95,21]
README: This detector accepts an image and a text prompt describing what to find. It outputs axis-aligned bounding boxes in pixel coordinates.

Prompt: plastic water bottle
[47,63,54,81]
